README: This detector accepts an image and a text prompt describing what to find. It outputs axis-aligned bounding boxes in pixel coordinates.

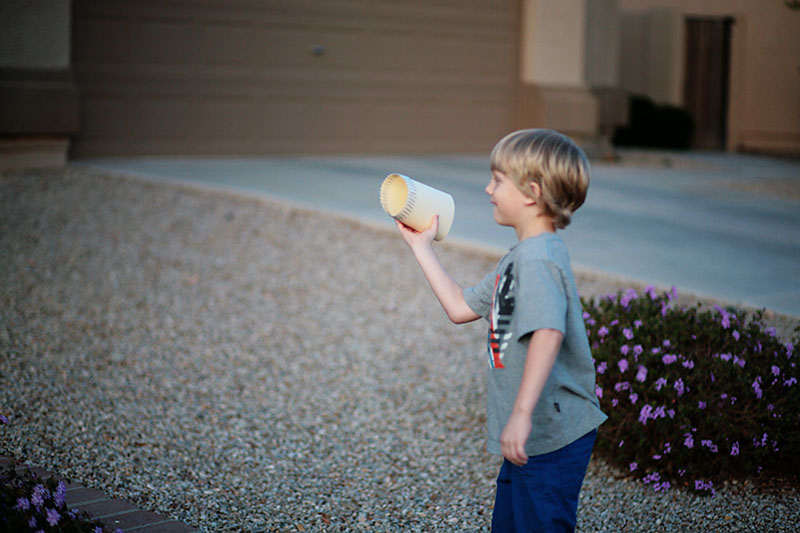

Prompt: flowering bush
[1,417,121,532]
[582,287,799,496]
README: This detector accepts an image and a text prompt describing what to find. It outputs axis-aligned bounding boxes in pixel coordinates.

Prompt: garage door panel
[72,0,518,156]
[133,18,197,66]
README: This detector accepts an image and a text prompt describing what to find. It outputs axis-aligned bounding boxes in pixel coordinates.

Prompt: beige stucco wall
[619,0,800,153]
[520,0,587,86]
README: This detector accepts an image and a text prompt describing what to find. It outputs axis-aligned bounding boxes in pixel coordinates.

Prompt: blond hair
[490,129,590,229]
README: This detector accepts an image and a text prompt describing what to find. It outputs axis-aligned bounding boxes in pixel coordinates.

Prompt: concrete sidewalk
[79,149,800,317]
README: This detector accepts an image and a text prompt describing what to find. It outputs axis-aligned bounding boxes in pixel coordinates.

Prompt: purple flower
[618,358,629,373]
[787,342,794,357]
[643,471,661,484]
[710,371,716,383]
[752,378,763,399]
[614,381,631,392]
[46,508,60,527]
[598,326,609,338]
[28,516,37,528]
[629,462,638,472]
[31,485,48,508]
[654,481,671,492]
[636,365,648,383]
[634,319,643,328]
[701,439,718,453]
[674,378,686,396]
[597,361,607,374]
[645,285,658,300]
[698,401,707,409]
[611,398,619,406]
[682,359,695,369]
[633,345,643,356]
[629,392,638,404]
[0,414,8,425]
[54,481,66,507]
[720,352,732,362]
[620,288,638,307]
[15,497,30,511]
[732,330,740,341]
[582,311,591,320]
[94,527,104,533]
[731,442,740,456]
[620,345,630,355]
[638,404,653,424]
[695,479,708,490]
[733,355,746,368]
[655,377,667,391]
[785,377,798,387]
[623,328,634,340]
[595,385,603,399]
[684,433,694,449]
[771,365,781,376]
[669,286,678,301]
[662,339,671,348]
[716,305,731,329]
[662,353,677,365]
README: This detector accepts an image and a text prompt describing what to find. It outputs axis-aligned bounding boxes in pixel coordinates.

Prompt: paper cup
[380,173,455,241]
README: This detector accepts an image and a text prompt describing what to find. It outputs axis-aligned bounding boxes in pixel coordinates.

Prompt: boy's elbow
[447,306,479,324]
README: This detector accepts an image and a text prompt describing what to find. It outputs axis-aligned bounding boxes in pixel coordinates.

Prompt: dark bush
[613,95,695,150]
[582,287,799,496]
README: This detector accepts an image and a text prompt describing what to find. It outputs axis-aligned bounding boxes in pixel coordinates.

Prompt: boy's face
[485,170,533,228]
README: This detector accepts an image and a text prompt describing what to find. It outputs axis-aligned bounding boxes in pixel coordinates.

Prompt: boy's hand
[500,411,532,466]
[396,214,439,249]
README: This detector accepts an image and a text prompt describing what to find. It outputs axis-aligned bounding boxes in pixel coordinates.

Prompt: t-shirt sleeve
[513,257,568,341]
[463,269,496,321]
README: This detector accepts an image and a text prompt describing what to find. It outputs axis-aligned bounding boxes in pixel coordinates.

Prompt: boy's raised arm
[396,216,480,324]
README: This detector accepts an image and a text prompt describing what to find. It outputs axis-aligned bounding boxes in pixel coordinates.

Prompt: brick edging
[1,455,199,532]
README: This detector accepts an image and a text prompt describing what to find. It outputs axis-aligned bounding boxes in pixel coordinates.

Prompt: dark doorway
[683,17,734,150]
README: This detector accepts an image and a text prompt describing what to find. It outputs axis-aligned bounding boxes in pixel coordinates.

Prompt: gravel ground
[2,167,798,532]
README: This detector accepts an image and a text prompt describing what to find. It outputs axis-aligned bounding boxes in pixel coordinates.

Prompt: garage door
[72,0,519,157]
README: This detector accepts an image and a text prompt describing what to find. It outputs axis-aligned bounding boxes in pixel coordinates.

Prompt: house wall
[70,0,519,157]
[619,0,800,154]
[0,0,79,168]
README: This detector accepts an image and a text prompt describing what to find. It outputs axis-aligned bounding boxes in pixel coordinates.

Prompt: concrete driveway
[79,150,800,317]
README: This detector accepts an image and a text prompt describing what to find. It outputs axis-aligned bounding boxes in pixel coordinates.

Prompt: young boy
[396,129,607,532]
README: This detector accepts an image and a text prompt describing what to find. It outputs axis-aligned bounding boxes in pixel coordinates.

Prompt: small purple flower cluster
[1,456,123,533]
[582,286,799,496]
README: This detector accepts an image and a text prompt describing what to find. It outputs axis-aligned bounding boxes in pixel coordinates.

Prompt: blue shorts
[491,429,597,533]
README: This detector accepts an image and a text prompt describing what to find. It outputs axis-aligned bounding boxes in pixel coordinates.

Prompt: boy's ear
[527,181,542,205]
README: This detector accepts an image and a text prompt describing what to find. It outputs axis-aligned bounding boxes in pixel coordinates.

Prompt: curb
[1,455,199,532]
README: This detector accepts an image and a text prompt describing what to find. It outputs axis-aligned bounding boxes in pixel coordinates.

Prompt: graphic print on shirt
[488,262,515,369]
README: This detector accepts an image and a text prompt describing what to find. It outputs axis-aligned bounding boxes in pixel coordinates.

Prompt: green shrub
[582,287,799,496]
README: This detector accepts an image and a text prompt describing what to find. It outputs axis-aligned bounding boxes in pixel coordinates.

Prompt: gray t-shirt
[463,233,607,456]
